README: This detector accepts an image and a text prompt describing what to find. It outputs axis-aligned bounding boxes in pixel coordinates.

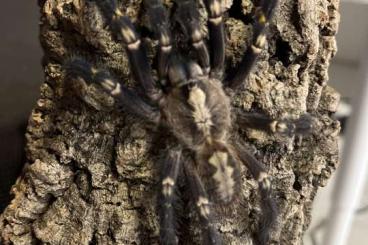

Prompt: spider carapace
[65,0,314,244]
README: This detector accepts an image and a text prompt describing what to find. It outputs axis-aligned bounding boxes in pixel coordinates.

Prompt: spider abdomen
[197,142,241,204]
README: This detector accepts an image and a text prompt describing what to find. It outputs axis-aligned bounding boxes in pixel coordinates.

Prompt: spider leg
[174,0,211,74]
[236,110,315,136]
[184,159,222,245]
[65,58,160,124]
[96,0,162,102]
[226,0,279,89]
[234,142,277,245]
[158,148,182,245]
[203,0,225,79]
[144,0,173,85]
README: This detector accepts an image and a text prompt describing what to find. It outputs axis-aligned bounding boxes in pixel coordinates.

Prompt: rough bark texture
[0,0,340,244]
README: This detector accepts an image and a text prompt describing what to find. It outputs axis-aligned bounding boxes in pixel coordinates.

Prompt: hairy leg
[65,58,160,124]
[203,0,225,79]
[144,0,173,85]
[96,0,162,101]
[158,148,182,245]
[174,0,211,74]
[234,141,277,245]
[227,0,279,89]
[184,159,222,245]
[236,110,315,136]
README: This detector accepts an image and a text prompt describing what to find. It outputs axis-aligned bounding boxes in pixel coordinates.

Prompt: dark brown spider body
[158,63,237,202]
[160,76,231,150]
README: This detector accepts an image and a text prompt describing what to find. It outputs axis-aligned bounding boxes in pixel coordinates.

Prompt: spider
[65,0,314,244]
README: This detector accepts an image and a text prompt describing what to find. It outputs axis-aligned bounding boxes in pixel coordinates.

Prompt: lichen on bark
[1,0,340,244]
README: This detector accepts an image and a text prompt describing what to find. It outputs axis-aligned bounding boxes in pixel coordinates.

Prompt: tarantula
[65,0,313,244]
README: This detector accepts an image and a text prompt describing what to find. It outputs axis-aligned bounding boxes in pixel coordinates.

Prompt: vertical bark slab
[0,0,340,244]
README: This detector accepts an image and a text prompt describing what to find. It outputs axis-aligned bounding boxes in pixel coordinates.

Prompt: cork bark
[0,0,340,244]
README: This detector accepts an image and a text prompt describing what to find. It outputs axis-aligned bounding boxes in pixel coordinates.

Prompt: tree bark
[0,0,340,244]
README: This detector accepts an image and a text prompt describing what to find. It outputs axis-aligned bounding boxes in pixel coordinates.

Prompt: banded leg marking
[175,0,210,74]
[159,149,182,245]
[234,142,277,245]
[203,0,225,79]
[236,110,315,136]
[184,160,222,245]
[144,0,173,84]
[96,0,162,102]
[65,58,160,124]
[227,0,279,89]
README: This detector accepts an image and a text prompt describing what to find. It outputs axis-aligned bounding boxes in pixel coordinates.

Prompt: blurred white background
[304,1,368,245]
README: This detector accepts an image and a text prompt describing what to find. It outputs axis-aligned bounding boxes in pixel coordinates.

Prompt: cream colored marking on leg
[115,9,123,17]
[256,34,267,48]
[111,83,122,96]
[209,16,223,25]
[258,172,268,182]
[161,45,172,52]
[197,196,210,218]
[189,63,204,77]
[103,79,115,87]
[160,33,171,46]
[158,32,172,52]
[127,40,141,50]
[192,29,202,42]
[188,85,213,135]
[121,27,137,43]
[251,34,267,54]
[90,67,98,75]
[251,45,263,54]
[208,151,235,201]
[210,0,222,16]
[276,122,288,133]
[258,172,271,190]
[101,79,115,91]
[100,79,121,96]
[162,177,175,197]
[193,40,204,49]
[270,120,278,133]
[270,120,289,134]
